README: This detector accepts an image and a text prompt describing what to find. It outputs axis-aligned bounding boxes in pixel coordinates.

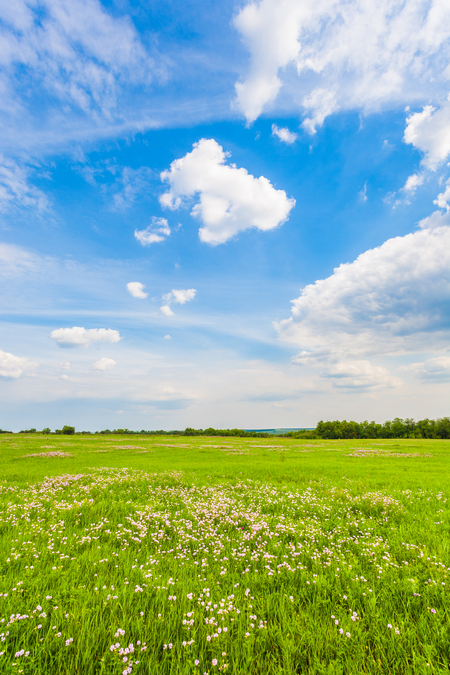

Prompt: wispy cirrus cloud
[0,0,157,121]
[0,155,51,214]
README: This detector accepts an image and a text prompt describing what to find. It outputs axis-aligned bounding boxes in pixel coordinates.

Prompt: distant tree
[42,427,51,434]
[62,425,75,435]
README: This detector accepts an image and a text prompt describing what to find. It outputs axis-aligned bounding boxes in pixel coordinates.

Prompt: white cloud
[112,167,155,210]
[0,242,42,278]
[403,356,450,381]
[276,212,450,367]
[434,180,450,210]
[135,217,171,246]
[358,182,368,202]
[321,360,401,390]
[126,282,148,299]
[0,155,50,213]
[0,348,37,378]
[160,138,295,245]
[0,0,153,120]
[301,88,338,135]
[168,289,197,305]
[160,288,197,316]
[234,0,450,128]
[61,362,71,370]
[163,334,172,340]
[404,104,450,169]
[418,209,450,230]
[50,327,122,348]
[92,357,117,371]
[271,124,298,144]
[401,173,425,194]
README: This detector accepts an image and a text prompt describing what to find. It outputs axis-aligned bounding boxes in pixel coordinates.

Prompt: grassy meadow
[1,434,450,674]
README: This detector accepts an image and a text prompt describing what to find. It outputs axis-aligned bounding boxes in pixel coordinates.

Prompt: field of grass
[1,434,450,674]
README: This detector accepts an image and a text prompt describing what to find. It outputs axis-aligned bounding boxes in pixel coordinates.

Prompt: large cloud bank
[234,0,450,130]
[160,138,295,245]
[276,216,450,387]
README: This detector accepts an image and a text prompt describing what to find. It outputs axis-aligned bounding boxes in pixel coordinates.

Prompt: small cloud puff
[135,217,170,246]
[92,357,117,371]
[163,334,172,339]
[127,281,148,299]
[160,288,197,316]
[0,348,38,378]
[50,327,122,348]
[271,124,298,144]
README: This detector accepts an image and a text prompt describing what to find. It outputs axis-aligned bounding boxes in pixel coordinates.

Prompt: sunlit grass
[1,434,450,673]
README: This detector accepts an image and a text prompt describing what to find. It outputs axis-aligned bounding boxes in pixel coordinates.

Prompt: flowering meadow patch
[0,435,449,673]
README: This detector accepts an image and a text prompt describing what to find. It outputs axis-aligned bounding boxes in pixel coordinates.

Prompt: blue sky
[1,0,450,431]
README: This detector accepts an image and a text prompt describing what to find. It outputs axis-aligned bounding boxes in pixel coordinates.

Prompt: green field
[1,434,450,674]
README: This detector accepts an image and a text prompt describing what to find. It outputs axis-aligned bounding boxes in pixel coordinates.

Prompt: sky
[1,0,450,432]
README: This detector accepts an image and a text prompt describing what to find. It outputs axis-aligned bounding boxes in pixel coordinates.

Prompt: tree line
[314,417,450,439]
[1,417,449,439]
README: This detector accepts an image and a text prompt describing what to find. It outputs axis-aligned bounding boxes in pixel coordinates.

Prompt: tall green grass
[0,434,449,673]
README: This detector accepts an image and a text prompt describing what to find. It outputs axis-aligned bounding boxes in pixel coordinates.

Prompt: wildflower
[212,659,218,666]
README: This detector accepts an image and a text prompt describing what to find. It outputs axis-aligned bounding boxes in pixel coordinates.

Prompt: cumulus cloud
[276,210,450,372]
[403,356,450,381]
[418,209,450,230]
[92,357,117,371]
[160,288,197,316]
[159,138,295,245]
[404,104,450,169]
[50,327,122,348]
[135,217,171,246]
[126,281,148,299]
[0,348,37,378]
[434,181,450,211]
[321,360,401,390]
[234,0,450,127]
[271,124,298,144]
